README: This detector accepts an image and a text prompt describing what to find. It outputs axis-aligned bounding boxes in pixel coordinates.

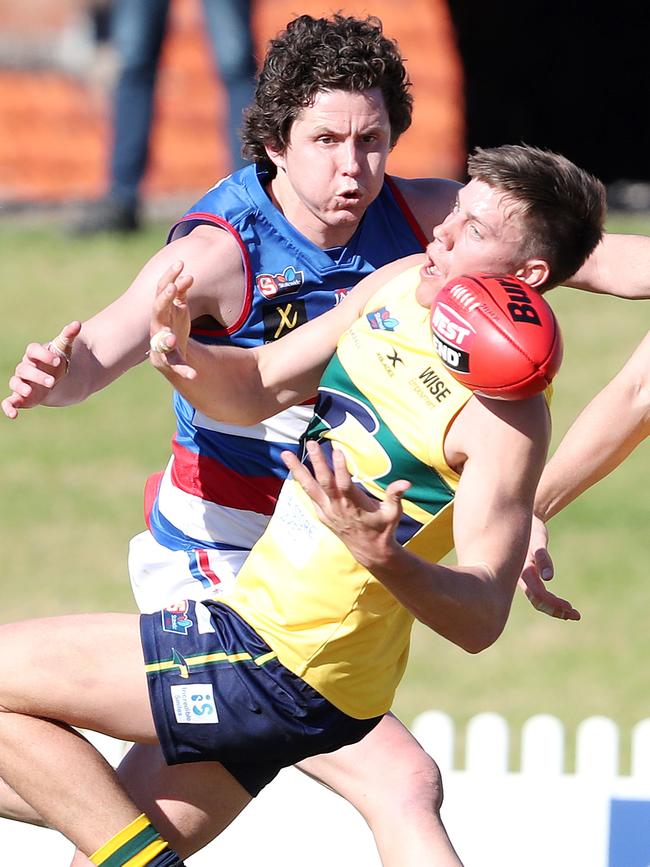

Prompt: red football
[430,273,563,399]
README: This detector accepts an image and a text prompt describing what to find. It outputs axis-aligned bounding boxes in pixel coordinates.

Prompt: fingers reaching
[149,262,196,380]
[2,322,81,419]
[518,568,581,621]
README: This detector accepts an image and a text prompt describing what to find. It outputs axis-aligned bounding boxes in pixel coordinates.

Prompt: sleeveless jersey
[145,164,427,578]
[223,265,474,719]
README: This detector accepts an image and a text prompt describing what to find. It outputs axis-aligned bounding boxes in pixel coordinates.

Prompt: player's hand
[149,261,197,380]
[2,321,81,419]
[282,440,411,569]
[518,515,581,621]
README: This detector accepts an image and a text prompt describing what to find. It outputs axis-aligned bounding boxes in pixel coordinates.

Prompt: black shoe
[68,198,140,236]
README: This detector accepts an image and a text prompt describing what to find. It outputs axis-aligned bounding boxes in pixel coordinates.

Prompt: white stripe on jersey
[191,403,313,443]
[156,460,270,549]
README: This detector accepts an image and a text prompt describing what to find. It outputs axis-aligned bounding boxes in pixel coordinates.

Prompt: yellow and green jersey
[223,265,473,718]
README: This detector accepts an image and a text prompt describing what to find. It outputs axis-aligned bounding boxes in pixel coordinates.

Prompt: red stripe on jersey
[144,471,164,528]
[170,443,282,515]
[384,176,429,249]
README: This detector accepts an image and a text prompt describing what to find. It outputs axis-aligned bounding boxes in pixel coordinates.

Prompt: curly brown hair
[242,14,412,168]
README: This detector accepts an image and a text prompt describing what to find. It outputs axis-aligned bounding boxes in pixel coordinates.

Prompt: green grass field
[1,215,648,769]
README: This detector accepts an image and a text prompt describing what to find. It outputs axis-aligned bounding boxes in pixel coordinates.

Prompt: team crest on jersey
[161,601,194,635]
[256,266,305,299]
[367,307,399,331]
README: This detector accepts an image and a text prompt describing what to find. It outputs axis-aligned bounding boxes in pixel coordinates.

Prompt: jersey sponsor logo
[367,307,399,331]
[497,277,542,326]
[170,683,219,724]
[256,266,305,299]
[417,366,453,402]
[161,601,194,635]
[386,348,404,368]
[263,300,308,341]
[431,303,475,347]
[433,336,470,373]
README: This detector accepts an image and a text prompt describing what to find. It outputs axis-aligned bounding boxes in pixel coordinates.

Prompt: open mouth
[337,189,362,202]
[423,255,442,278]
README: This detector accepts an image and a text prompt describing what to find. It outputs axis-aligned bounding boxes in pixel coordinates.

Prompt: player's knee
[365,750,445,827]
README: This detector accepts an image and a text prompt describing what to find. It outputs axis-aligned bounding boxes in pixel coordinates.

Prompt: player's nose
[341,142,362,176]
[433,214,455,249]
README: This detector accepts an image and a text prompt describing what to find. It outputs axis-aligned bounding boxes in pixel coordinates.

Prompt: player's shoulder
[169,223,243,272]
[390,176,461,237]
[449,391,551,472]
[167,224,246,321]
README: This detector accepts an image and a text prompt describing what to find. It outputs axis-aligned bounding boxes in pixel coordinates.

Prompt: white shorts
[128,530,250,614]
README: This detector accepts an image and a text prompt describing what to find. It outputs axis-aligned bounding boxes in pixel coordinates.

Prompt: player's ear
[514,259,550,290]
[264,142,287,172]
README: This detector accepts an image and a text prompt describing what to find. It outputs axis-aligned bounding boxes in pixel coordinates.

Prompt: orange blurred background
[0,0,465,205]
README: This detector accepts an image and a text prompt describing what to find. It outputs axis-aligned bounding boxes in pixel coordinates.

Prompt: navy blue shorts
[140,600,382,796]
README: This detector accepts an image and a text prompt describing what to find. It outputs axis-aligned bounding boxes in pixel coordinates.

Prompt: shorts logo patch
[161,601,194,635]
[170,683,219,724]
[172,648,190,679]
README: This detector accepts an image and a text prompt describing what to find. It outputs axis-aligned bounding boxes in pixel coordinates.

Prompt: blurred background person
[72,0,256,234]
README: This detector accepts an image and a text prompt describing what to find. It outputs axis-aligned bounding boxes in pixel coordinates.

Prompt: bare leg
[0,614,460,864]
[72,718,461,866]
[297,713,464,867]
[69,743,251,865]
[0,776,47,826]
[0,615,168,856]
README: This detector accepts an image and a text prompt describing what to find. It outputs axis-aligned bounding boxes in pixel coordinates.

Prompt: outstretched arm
[567,235,650,298]
[2,225,245,418]
[148,256,418,425]
[520,330,650,618]
[536,330,650,519]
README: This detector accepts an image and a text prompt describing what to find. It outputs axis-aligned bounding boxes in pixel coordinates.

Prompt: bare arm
[2,225,245,417]
[567,234,650,298]
[536,330,650,520]
[519,331,650,619]
[148,256,422,425]
[285,394,550,654]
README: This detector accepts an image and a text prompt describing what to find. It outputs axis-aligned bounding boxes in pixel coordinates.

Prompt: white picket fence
[3,712,650,867]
